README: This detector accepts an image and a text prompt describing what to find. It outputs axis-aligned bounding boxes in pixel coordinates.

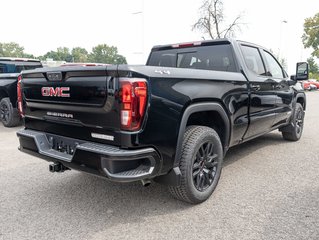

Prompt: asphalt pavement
[0,92,318,240]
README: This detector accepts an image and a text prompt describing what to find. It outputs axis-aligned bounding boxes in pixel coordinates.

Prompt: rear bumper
[17,129,162,182]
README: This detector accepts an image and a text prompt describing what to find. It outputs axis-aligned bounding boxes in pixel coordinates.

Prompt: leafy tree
[57,47,73,62]
[71,47,88,62]
[0,42,26,57]
[302,13,319,58]
[307,57,319,79]
[0,43,3,56]
[308,57,319,73]
[42,47,73,62]
[193,0,243,39]
[0,42,127,64]
[22,53,36,59]
[88,44,127,64]
[40,51,59,61]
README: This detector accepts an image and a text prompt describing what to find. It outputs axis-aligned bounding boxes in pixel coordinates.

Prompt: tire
[0,98,21,127]
[282,103,304,141]
[169,126,223,204]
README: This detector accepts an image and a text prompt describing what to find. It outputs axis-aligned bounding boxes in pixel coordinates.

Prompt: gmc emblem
[41,87,70,97]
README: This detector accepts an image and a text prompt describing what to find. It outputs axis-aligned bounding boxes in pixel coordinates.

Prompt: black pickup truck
[17,39,308,203]
[0,58,42,127]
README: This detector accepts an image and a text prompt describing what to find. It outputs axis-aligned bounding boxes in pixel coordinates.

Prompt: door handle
[250,84,261,91]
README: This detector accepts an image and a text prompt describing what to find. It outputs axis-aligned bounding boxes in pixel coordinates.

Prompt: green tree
[307,57,319,79]
[0,43,3,56]
[57,47,73,62]
[302,13,319,58]
[41,47,73,62]
[41,50,59,61]
[308,57,319,73]
[0,42,25,57]
[89,44,127,64]
[23,53,35,59]
[71,47,88,62]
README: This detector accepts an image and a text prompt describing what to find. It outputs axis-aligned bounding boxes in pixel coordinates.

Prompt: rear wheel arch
[0,89,9,101]
[174,102,230,167]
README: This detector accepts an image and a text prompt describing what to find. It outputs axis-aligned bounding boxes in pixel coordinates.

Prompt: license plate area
[46,133,85,155]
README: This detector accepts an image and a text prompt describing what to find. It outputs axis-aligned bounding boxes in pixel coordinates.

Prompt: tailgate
[23,66,109,106]
[21,66,121,144]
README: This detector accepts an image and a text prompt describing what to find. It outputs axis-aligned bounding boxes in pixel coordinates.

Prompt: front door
[240,45,277,139]
[261,50,294,127]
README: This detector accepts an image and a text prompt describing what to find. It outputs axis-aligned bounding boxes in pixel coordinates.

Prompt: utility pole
[132,0,145,64]
[279,20,288,60]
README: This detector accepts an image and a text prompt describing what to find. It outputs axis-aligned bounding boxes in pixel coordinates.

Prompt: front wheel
[282,103,304,141]
[169,126,223,204]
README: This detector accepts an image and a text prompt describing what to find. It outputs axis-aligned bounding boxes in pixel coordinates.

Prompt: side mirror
[287,77,297,86]
[295,62,309,81]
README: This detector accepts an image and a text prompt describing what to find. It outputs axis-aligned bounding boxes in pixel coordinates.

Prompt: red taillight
[119,78,147,131]
[17,75,24,117]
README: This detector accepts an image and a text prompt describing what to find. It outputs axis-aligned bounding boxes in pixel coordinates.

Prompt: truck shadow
[13,131,294,239]
[223,131,289,167]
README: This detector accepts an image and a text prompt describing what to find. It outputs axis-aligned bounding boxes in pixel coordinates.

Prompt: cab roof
[0,57,41,63]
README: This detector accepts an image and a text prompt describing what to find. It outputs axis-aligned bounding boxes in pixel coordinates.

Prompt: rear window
[148,44,237,72]
[0,62,42,73]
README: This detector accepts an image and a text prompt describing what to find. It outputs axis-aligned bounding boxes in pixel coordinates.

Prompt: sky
[1,0,318,74]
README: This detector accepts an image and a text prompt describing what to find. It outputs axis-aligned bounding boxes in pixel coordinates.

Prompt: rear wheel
[282,103,304,141]
[0,98,21,127]
[169,126,223,204]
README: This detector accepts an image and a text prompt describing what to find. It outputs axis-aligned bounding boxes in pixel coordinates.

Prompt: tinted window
[263,51,284,78]
[241,45,266,76]
[148,44,237,72]
[0,63,42,73]
[15,65,42,72]
[0,63,17,73]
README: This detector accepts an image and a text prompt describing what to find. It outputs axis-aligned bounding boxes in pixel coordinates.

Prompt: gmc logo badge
[41,87,70,97]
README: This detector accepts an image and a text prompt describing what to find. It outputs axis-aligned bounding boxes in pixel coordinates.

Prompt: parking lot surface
[0,92,318,240]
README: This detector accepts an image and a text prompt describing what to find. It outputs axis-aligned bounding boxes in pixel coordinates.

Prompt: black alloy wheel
[0,98,21,127]
[282,103,304,141]
[192,141,218,192]
[169,126,223,204]
[0,102,10,124]
[295,107,304,135]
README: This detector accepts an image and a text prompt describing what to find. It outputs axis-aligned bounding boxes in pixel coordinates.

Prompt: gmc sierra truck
[17,39,308,204]
[0,58,42,127]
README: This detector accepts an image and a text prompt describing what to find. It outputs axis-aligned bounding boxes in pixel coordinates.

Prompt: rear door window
[148,44,237,72]
[240,45,266,76]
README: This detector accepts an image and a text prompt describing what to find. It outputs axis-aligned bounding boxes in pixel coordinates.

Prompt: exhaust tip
[141,179,151,187]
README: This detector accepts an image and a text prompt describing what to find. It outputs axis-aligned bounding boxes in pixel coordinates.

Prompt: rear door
[240,45,277,139]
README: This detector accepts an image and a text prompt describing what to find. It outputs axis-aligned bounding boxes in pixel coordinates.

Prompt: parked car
[0,58,42,127]
[308,79,319,89]
[17,39,307,203]
[303,80,318,91]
